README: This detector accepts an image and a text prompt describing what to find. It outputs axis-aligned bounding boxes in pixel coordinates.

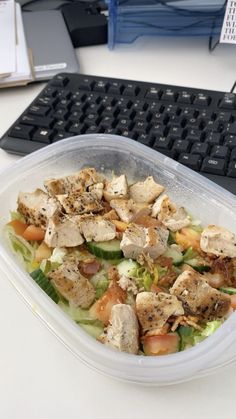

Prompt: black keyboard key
[185,129,202,143]
[177,91,193,104]
[145,87,160,99]
[204,120,220,132]
[51,74,69,87]
[137,133,153,145]
[108,82,123,95]
[68,122,85,134]
[152,113,169,125]
[191,142,209,156]
[52,132,72,142]
[225,122,236,135]
[28,105,51,117]
[134,110,150,122]
[54,109,69,120]
[153,136,172,150]
[20,115,54,128]
[227,161,236,178]
[132,100,148,111]
[119,129,134,139]
[85,125,100,134]
[219,93,236,110]
[204,132,222,146]
[84,114,99,126]
[230,148,236,161]
[172,139,190,154]
[78,77,94,91]
[181,108,196,118]
[216,111,232,123]
[168,126,183,140]
[119,118,133,128]
[164,104,180,116]
[211,145,229,159]
[154,149,177,159]
[36,96,56,107]
[194,93,211,107]
[32,128,54,143]
[118,108,135,119]
[151,123,166,137]
[100,116,116,129]
[123,84,140,97]
[69,111,83,123]
[9,124,35,140]
[178,153,202,170]
[43,87,57,97]
[55,99,72,110]
[93,81,109,93]
[224,134,236,149]
[162,89,177,102]
[201,157,226,175]
[54,119,70,131]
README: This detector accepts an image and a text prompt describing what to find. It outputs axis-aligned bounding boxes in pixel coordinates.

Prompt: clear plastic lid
[0,134,236,385]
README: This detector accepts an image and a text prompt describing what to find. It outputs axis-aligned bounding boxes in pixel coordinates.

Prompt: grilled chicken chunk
[136,292,184,335]
[56,192,103,215]
[120,223,168,260]
[17,189,59,229]
[170,270,231,320]
[110,198,149,223]
[103,175,128,202]
[152,194,190,232]
[80,216,116,242]
[44,168,102,196]
[88,183,104,200]
[44,213,84,248]
[129,176,164,204]
[200,225,236,258]
[48,261,95,308]
[102,304,139,354]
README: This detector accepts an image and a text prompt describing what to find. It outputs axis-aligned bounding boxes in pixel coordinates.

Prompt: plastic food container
[107,0,226,49]
[1,134,236,386]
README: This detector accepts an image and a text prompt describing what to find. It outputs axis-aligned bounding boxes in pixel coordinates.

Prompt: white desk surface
[0,37,236,419]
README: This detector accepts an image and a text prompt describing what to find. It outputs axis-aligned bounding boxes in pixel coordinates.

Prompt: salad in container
[1,134,236,385]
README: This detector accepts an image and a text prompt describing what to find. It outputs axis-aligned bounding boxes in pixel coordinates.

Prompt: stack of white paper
[0,0,34,87]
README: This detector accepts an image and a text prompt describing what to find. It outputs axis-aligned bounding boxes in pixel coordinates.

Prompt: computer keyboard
[1,72,236,194]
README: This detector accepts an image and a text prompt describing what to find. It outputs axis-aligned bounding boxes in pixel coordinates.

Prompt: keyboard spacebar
[200,173,236,196]
[0,137,46,156]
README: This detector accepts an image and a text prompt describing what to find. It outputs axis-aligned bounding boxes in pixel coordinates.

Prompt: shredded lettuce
[49,247,67,264]
[95,279,110,299]
[80,323,104,339]
[179,320,222,350]
[5,226,38,272]
[135,267,153,291]
[10,211,25,222]
[183,247,198,261]
[58,301,103,326]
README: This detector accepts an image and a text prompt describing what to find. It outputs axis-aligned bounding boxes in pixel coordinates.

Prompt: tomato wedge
[8,219,28,236]
[22,225,45,241]
[142,333,180,356]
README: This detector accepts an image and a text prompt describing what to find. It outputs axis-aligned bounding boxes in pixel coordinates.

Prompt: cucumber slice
[163,246,183,266]
[185,258,210,272]
[219,287,236,295]
[117,259,139,278]
[87,239,123,260]
[30,269,59,303]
